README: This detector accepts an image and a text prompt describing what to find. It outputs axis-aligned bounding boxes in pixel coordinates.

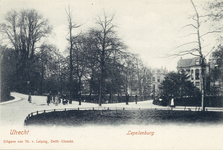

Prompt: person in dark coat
[62,93,68,105]
[28,93,32,103]
[135,95,138,104]
[52,94,55,104]
[126,94,129,105]
[55,92,59,106]
[47,93,51,105]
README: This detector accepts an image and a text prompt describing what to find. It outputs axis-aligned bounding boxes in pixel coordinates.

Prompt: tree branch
[179,24,197,32]
[174,41,198,50]
[200,30,222,38]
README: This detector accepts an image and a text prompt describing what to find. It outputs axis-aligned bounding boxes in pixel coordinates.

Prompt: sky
[0,0,219,71]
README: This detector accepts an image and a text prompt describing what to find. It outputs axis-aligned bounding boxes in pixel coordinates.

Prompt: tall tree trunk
[78,76,82,105]
[69,30,73,104]
[99,46,105,106]
[40,47,44,95]
[191,0,205,111]
[66,6,80,104]
[89,71,94,102]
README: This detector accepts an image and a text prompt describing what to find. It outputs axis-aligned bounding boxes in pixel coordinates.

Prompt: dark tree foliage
[0,9,52,94]
[208,45,223,95]
[0,47,17,101]
[1,9,152,104]
[158,70,201,105]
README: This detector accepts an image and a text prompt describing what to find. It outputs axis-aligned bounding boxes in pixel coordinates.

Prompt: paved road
[0,92,166,127]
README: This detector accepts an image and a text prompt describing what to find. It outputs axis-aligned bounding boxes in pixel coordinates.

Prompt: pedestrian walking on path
[47,93,51,105]
[126,94,129,105]
[55,92,60,106]
[170,98,174,107]
[62,93,68,105]
[135,95,138,104]
[28,93,32,103]
[52,94,55,104]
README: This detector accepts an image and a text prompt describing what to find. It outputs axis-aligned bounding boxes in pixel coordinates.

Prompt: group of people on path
[47,92,68,106]
[126,94,138,105]
[28,91,140,106]
[27,92,68,106]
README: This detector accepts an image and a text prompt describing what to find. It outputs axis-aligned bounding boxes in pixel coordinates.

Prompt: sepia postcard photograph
[0,0,223,149]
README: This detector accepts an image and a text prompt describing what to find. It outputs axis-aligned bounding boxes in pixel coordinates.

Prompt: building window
[195,69,199,80]
[195,82,199,87]
[153,77,155,81]
[191,69,194,80]
[196,59,199,65]
[157,76,160,82]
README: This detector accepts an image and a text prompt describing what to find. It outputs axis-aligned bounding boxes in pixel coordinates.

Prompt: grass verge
[24,109,223,126]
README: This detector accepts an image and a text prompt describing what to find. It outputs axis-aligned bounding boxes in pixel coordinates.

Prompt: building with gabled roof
[177,57,201,69]
[177,57,208,90]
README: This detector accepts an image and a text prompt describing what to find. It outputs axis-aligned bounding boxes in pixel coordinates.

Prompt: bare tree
[91,12,127,106]
[0,9,52,92]
[169,0,222,111]
[82,30,100,102]
[72,33,90,105]
[1,10,52,59]
[66,6,81,104]
[191,0,206,111]
[97,13,115,106]
[36,44,65,94]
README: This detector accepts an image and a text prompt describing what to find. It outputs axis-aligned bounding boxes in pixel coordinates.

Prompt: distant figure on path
[170,98,174,107]
[126,94,129,105]
[47,93,51,105]
[58,92,61,103]
[52,94,55,104]
[55,92,60,106]
[135,95,138,104]
[28,93,32,103]
[62,93,68,105]
[50,92,53,103]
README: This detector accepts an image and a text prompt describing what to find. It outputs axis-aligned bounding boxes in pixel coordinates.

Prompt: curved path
[0,92,165,127]
[1,92,223,150]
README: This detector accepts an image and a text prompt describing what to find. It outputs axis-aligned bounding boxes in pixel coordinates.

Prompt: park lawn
[24,109,223,126]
